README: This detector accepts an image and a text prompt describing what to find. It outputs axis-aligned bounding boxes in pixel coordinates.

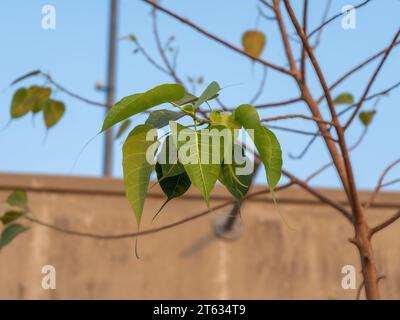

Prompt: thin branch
[23,185,292,240]
[311,0,332,50]
[283,170,353,222]
[253,97,302,109]
[370,210,400,236]
[41,73,109,108]
[325,40,400,98]
[381,178,400,188]
[307,0,373,39]
[267,125,338,141]
[261,114,335,126]
[344,29,400,129]
[364,158,400,210]
[250,66,268,104]
[300,0,308,82]
[142,0,293,76]
[152,9,183,85]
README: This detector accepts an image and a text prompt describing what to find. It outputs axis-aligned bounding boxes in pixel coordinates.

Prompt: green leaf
[1,211,24,225]
[115,119,132,139]
[155,162,191,201]
[235,104,282,190]
[193,81,221,110]
[102,84,185,132]
[10,70,41,86]
[210,111,241,129]
[43,99,65,128]
[333,93,354,105]
[359,110,376,127]
[0,224,30,251]
[171,122,221,207]
[219,145,253,202]
[158,136,185,178]
[145,109,183,129]
[6,190,28,211]
[10,88,30,118]
[123,124,160,226]
[174,92,198,106]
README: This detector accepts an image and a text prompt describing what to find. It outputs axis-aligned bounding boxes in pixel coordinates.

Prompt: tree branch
[141,0,293,76]
[370,210,400,236]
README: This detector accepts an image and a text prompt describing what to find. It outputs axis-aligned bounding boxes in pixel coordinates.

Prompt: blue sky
[0,0,399,191]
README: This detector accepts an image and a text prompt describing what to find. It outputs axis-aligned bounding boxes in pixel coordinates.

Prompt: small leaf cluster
[0,190,30,251]
[101,81,283,227]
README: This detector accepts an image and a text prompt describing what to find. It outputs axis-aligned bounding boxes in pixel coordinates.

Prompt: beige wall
[0,173,399,300]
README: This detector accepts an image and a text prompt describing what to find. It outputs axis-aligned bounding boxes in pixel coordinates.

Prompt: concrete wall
[0,173,399,300]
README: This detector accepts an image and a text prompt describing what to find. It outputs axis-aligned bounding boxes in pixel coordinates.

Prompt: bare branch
[364,158,400,210]
[311,0,332,50]
[142,0,293,76]
[370,210,400,236]
[250,66,268,104]
[23,185,292,240]
[344,29,400,129]
[261,113,335,126]
[307,0,373,39]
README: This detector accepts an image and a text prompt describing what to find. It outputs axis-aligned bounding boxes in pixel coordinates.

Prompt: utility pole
[102,0,118,176]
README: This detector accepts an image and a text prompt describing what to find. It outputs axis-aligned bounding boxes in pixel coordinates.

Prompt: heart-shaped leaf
[193,81,221,110]
[43,99,65,128]
[145,109,184,129]
[0,211,24,225]
[6,190,28,211]
[359,110,376,126]
[242,30,266,58]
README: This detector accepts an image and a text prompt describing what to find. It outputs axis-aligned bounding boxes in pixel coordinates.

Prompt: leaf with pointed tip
[115,119,132,139]
[101,84,185,132]
[6,190,27,211]
[333,93,354,105]
[174,93,198,106]
[1,211,24,225]
[0,224,30,251]
[193,81,221,110]
[242,30,266,58]
[10,88,30,118]
[235,104,282,191]
[10,70,41,86]
[157,136,185,178]
[43,99,65,128]
[123,124,160,226]
[155,162,191,201]
[359,110,376,126]
[171,122,221,207]
[219,145,253,202]
[145,109,183,129]
[29,86,52,113]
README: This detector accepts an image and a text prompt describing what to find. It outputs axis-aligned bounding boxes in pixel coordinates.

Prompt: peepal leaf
[123,124,160,225]
[0,224,30,251]
[43,99,65,128]
[155,162,191,201]
[171,122,221,207]
[193,81,221,110]
[158,136,185,178]
[1,211,24,225]
[333,93,354,105]
[10,88,30,118]
[359,110,376,126]
[242,30,266,58]
[6,190,27,211]
[235,104,282,190]
[145,109,183,129]
[102,84,185,132]
[219,145,253,202]
[28,86,52,113]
